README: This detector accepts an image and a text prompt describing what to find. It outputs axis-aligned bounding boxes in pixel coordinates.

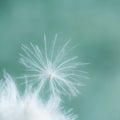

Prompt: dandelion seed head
[20,35,86,97]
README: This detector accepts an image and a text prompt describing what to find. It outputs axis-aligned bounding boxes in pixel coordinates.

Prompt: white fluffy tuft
[0,72,76,120]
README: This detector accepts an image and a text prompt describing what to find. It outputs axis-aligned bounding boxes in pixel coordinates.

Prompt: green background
[0,0,120,120]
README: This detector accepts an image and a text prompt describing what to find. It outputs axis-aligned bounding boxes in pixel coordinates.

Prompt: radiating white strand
[20,36,87,97]
[51,34,57,63]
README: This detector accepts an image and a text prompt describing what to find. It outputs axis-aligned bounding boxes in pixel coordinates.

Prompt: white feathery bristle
[0,72,77,120]
[20,35,86,97]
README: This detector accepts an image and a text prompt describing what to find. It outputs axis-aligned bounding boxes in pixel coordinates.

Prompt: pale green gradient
[0,0,120,120]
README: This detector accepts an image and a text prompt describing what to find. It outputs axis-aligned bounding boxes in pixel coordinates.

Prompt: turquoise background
[0,0,120,120]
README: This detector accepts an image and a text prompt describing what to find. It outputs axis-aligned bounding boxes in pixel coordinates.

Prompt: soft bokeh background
[0,0,120,120]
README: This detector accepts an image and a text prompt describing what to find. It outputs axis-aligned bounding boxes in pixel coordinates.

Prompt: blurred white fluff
[0,71,76,120]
